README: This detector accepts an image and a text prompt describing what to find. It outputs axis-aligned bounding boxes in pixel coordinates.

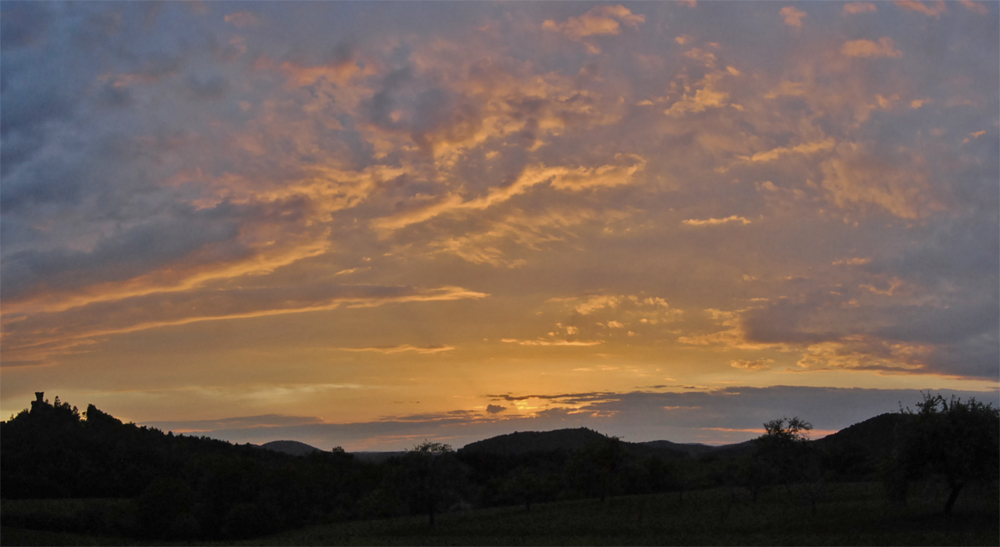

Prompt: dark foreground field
[4,482,998,546]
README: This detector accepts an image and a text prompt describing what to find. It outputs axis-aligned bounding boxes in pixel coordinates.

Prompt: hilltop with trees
[2,391,997,543]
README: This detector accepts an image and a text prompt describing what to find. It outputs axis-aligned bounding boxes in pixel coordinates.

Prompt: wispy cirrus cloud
[339,344,455,355]
[501,338,603,347]
[683,216,752,227]
[894,0,947,18]
[2,285,486,362]
[842,38,903,58]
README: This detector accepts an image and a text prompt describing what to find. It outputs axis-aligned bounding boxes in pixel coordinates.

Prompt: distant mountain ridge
[460,428,610,455]
[259,440,322,456]
[454,413,905,461]
[247,412,909,462]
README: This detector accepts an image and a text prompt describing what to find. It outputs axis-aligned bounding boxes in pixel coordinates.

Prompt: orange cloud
[2,285,488,364]
[429,207,629,268]
[682,215,751,227]
[664,73,731,116]
[543,5,645,53]
[340,345,455,355]
[843,2,877,14]
[820,143,939,219]
[575,295,621,315]
[841,37,903,58]
[779,6,807,27]
[832,257,872,266]
[683,47,717,68]
[274,58,373,88]
[502,338,603,347]
[731,359,774,371]
[375,158,645,232]
[962,130,986,144]
[894,0,948,17]
[744,138,836,163]
[795,337,932,373]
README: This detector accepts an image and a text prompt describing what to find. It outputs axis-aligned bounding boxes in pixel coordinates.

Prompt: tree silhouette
[399,441,466,527]
[501,467,547,511]
[566,436,626,503]
[753,417,812,483]
[750,416,823,509]
[891,393,1000,514]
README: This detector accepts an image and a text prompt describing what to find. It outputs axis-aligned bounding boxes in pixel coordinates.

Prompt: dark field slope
[8,481,998,546]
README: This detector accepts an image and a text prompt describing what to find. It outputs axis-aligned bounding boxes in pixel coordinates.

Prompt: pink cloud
[959,0,989,15]
[841,37,903,58]
[780,6,807,27]
[894,0,948,18]
[843,3,877,15]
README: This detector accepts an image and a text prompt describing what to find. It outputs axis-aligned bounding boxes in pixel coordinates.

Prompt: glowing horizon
[2,1,997,451]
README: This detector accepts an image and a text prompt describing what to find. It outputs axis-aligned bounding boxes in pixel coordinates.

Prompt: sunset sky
[2,1,998,451]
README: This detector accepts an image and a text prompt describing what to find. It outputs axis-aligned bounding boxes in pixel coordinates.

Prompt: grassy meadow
[4,481,997,546]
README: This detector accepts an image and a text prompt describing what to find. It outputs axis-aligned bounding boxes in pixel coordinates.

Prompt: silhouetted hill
[460,428,611,455]
[1,393,365,540]
[809,412,917,479]
[710,439,758,457]
[260,440,322,456]
[459,428,693,460]
[815,412,912,456]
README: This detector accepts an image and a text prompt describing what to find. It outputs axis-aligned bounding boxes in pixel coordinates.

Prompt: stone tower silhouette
[31,392,45,413]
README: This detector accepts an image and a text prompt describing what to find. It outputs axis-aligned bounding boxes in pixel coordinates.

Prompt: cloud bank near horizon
[132,386,1000,451]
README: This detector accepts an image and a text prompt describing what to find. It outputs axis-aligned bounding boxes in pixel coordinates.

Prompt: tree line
[1,392,996,540]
